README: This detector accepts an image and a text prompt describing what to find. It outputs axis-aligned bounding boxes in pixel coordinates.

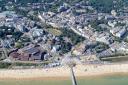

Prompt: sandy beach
[0,63,128,79]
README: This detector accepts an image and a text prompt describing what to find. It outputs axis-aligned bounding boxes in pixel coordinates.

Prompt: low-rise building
[110,41,128,52]
[110,26,127,38]
[96,33,113,44]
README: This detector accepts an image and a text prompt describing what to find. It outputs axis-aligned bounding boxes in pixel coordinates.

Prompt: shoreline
[0,72,128,80]
[0,63,128,80]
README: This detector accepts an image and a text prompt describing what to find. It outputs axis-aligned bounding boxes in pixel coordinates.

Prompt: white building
[96,33,112,44]
[108,21,117,28]
[30,28,44,37]
[110,26,126,38]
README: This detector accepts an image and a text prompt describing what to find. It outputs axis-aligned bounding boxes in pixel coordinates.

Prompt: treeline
[0,62,11,69]
[0,26,23,41]
[88,0,124,13]
[0,62,49,69]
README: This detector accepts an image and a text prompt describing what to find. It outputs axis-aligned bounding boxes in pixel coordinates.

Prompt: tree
[0,39,8,59]
[15,42,23,49]
[0,29,8,59]
[60,28,85,45]
[12,31,23,41]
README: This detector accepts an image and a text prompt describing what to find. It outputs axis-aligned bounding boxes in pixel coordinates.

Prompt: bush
[13,62,39,66]
[0,62,12,69]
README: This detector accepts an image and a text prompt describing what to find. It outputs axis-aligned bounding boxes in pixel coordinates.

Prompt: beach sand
[0,63,128,79]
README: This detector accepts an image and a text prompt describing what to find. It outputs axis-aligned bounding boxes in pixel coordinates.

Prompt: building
[96,33,113,44]
[9,52,30,61]
[108,21,117,28]
[9,47,47,61]
[110,41,128,53]
[96,49,114,58]
[110,26,127,38]
[30,28,44,38]
[30,52,46,61]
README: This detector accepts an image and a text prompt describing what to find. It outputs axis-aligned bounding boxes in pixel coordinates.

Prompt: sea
[0,74,128,85]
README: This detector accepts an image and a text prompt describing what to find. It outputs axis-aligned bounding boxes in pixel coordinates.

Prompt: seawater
[0,74,128,85]
[77,74,128,85]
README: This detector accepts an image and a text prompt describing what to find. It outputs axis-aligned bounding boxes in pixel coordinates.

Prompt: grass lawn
[47,28,62,36]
